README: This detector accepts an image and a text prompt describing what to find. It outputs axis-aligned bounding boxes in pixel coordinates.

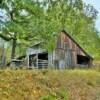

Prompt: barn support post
[88,59,93,68]
[27,54,29,68]
[36,53,38,68]
[2,40,5,66]
[26,48,30,68]
[71,51,76,69]
[48,53,52,68]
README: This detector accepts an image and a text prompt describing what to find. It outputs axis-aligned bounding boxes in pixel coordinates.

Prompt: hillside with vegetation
[0,69,100,100]
[0,0,100,63]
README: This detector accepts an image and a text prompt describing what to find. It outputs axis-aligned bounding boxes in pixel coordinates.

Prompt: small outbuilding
[26,30,93,69]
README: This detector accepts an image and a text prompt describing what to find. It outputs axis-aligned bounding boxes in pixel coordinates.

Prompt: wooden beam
[27,54,29,68]
[36,53,38,68]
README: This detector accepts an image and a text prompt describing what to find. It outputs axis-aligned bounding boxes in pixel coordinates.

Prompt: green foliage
[56,90,68,100]
[37,0,100,58]
[0,0,44,59]
[0,0,100,60]
[40,95,56,100]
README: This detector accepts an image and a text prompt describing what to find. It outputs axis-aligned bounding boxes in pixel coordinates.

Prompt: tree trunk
[2,40,5,65]
[11,38,17,60]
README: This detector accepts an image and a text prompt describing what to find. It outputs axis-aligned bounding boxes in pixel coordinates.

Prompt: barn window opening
[77,55,89,65]
[38,53,48,60]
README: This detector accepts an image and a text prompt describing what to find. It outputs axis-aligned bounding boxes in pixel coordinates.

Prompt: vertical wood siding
[55,32,90,68]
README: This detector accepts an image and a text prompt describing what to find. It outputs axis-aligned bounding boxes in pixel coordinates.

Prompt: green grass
[0,69,100,100]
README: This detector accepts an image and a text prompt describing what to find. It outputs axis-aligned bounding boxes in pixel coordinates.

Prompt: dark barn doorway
[77,55,89,65]
[38,53,48,60]
[38,53,48,69]
[29,53,48,68]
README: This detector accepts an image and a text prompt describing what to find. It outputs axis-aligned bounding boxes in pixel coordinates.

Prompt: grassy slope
[0,69,100,100]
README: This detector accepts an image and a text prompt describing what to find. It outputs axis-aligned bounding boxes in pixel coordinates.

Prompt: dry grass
[0,69,100,100]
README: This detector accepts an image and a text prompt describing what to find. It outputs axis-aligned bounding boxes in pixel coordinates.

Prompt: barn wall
[26,32,92,69]
[48,51,56,68]
[55,32,90,68]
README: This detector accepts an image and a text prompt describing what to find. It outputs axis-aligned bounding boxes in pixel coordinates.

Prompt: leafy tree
[0,0,43,59]
[40,0,100,58]
[0,0,100,61]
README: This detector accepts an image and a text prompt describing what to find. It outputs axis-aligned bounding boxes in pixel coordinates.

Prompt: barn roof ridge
[62,30,93,59]
[28,30,93,59]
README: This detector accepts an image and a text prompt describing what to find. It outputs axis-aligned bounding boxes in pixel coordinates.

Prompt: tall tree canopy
[39,0,100,58]
[0,0,44,59]
[0,0,100,62]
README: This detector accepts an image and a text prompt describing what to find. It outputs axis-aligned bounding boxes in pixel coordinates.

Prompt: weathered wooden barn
[26,30,93,69]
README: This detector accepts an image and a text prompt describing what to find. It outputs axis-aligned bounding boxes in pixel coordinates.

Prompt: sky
[84,0,100,32]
